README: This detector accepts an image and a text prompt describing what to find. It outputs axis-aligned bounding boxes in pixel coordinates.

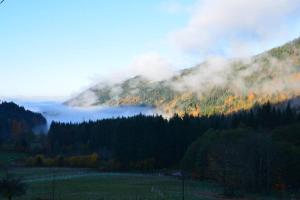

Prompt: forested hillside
[182,124,300,195]
[67,38,300,117]
[0,102,47,143]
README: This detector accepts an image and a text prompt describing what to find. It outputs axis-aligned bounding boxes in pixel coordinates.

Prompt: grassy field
[0,167,291,200]
[0,151,28,166]
[1,167,222,200]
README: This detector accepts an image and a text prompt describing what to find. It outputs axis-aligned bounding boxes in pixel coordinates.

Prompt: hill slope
[0,102,47,140]
[67,38,300,116]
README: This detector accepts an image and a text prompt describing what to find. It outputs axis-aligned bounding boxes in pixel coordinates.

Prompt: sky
[0,0,300,100]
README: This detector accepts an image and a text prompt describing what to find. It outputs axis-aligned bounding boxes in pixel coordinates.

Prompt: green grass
[0,167,297,200]
[1,168,222,200]
[0,151,28,166]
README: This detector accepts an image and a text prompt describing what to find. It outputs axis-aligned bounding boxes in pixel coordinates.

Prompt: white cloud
[169,0,300,57]
[172,56,233,93]
[128,52,175,81]
[90,52,175,85]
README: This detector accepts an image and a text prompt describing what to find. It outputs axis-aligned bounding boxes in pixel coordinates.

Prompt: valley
[1,1,300,198]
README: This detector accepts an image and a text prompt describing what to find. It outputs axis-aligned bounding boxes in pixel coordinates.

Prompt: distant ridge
[67,37,300,116]
[0,101,47,140]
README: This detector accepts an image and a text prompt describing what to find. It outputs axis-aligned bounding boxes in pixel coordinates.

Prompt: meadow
[0,151,28,166]
[1,167,217,200]
[0,151,295,200]
[0,167,291,200]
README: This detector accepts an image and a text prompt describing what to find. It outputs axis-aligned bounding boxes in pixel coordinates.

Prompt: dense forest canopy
[48,101,300,166]
[0,102,47,143]
[182,125,300,194]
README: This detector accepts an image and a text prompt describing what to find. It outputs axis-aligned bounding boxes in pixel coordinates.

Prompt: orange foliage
[247,92,256,102]
[291,72,300,81]
[190,105,201,117]
[224,96,235,105]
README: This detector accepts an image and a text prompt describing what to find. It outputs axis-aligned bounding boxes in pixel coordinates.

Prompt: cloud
[90,0,300,89]
[70,0,300,108]
[171,56,233,94]
[86,52,175,89]
[169,0,300,57]
[170,52,300,99]
[127,52,175,81]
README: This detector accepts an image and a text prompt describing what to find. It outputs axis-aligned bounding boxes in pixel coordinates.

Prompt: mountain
[0,102,47,141]
[66,38,300,116]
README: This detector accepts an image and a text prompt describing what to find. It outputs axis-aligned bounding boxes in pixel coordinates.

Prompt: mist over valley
[11,100,157,125]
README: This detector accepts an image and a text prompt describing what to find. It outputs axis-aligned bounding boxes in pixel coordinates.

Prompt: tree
[0,173,26,200]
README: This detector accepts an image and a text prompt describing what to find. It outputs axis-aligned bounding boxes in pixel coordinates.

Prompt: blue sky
[0,0,192,99]
[0,0,299,100]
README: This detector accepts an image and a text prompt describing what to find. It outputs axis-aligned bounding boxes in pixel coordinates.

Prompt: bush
[0,173,26,200]
[65,153,99,168]
[26,153,101,168]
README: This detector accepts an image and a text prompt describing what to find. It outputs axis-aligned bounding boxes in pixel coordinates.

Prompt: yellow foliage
[190,105,201,117]
[118,96,141,105]
[224,96,235,105]
[65,153,100,168]
[247,92,256,102]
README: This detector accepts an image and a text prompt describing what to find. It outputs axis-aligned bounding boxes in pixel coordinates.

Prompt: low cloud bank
[15,100,157,126]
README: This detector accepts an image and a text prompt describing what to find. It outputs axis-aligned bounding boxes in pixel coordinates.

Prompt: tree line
[46,102,300,171]
[182,124,300,196]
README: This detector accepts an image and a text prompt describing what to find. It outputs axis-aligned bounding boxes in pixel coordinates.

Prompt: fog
[14,100,157,126]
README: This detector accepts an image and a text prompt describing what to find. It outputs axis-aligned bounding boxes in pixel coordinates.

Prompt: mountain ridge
[66,37,300,116]
[0,101,47,141]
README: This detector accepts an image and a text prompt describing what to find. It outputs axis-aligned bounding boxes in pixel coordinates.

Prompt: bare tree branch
[0,0,4,5]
